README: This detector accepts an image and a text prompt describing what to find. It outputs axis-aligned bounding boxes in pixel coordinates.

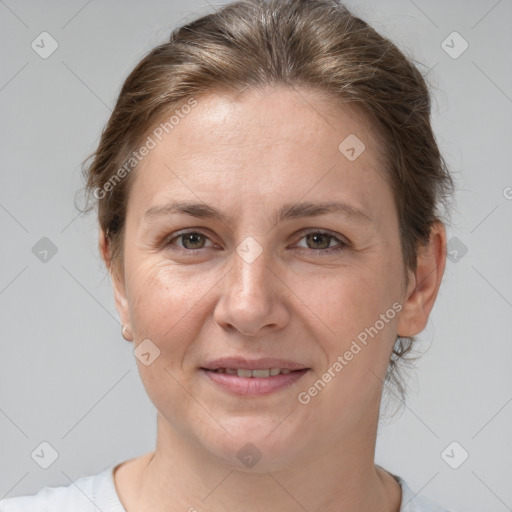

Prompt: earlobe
[121,325,133,342]
[397,222,447,337]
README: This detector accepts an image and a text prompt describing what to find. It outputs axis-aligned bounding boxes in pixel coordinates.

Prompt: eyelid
[295,228,350,246]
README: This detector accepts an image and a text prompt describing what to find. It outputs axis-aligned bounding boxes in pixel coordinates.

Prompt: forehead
[128,86,391,221]
[154,86,380,161]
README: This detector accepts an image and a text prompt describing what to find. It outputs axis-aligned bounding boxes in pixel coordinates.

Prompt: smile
[201,367,309,396]
[208,368,295,377]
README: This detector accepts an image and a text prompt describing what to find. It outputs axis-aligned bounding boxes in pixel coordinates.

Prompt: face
[109,86,430,470]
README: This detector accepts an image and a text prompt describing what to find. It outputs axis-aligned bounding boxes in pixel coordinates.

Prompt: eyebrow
[144,200,372,225]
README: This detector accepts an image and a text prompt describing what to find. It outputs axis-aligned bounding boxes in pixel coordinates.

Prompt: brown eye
[181,232,206,249]
[167,231,210,250]
[305,232,332,250]
[295,230,348,254]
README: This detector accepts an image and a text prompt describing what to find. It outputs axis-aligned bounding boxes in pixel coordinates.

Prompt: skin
[100,85,446,512]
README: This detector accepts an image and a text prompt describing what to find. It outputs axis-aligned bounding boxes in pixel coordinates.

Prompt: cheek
[123,259,209,417]
[301,261,402,346]
[295,267,403,429]
[295,253,404,409]
[124,259,209,361]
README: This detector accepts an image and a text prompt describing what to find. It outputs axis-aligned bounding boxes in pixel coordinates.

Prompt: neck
[128,413,401,512]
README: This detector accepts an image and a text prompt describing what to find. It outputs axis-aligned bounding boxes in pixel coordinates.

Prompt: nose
[213,242,290,336]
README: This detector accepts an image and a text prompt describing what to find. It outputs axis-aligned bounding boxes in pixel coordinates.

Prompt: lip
[201,357,307,371]
[200,357,310,397]
[201,368,309,396]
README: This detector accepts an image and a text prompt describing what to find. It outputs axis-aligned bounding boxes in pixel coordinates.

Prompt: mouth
[202,367,301,377]
[200,358,310,396]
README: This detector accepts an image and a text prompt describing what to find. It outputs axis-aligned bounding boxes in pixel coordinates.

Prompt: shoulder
[397,475,453,512]
[0,464,125,512]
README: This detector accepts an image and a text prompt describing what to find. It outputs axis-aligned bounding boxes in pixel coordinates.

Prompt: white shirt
[0,464,452,511]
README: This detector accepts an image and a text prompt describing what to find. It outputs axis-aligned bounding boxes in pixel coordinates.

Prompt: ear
[99,228,132,336]
[397,221,447,337]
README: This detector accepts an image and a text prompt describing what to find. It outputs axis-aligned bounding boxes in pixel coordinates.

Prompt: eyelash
[164,229,349,255]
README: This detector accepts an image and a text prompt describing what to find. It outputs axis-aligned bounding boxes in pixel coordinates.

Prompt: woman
[1,0,454,510]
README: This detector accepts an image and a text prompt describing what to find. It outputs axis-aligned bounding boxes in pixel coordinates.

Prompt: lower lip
[201,369,309,396]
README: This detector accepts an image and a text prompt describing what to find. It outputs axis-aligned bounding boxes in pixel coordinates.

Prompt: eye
[166,231,214,251]
[295,230,348,254]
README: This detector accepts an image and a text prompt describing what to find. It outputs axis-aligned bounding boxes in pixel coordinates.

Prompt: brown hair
[82,0,453,400]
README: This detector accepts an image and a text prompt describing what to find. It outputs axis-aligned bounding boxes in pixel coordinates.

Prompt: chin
[194,414,312,472]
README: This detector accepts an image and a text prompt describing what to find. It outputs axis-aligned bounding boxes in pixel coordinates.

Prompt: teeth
[211,368,297,377]
[252,369,270,378]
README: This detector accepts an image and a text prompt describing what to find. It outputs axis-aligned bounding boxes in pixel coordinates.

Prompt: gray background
[1,0,511,510]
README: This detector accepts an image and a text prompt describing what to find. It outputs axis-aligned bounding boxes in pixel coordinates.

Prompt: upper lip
[201,357,308,371]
